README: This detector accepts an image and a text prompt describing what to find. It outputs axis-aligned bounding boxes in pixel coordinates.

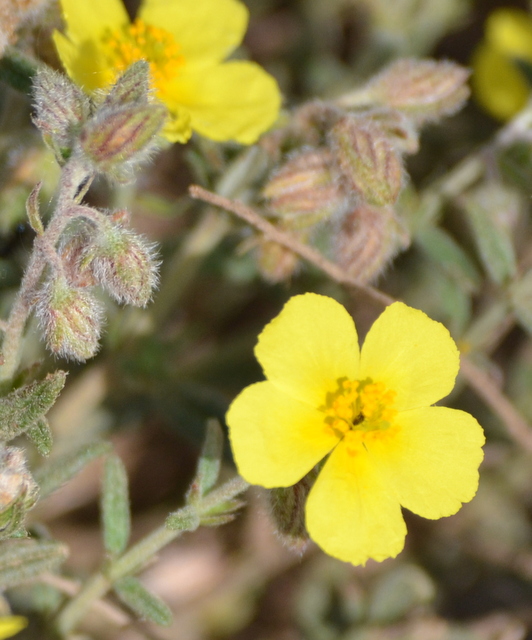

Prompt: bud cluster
[259,58,470,283]
[32,60,166,180]
[29,63,163,362]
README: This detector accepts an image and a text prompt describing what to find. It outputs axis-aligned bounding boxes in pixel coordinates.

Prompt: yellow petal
[486,8,532,60]
[53,31,115,93]
[140,0,248,66]
[306,441,406,565]
[0,616,27,640]
[161,105,192,143]
[254,293,359,407]
[359,302,459,412]
[227,381,337,487]
[368,406,484,519]
[471,43,529,120]
[56,0,128,45]
[162,61,281,144]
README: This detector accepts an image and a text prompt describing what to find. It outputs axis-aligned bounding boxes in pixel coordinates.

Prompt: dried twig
[189,185,394,307]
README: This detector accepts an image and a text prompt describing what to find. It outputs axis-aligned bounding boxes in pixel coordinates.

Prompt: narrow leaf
[416,226,481,293]
[0,540,68,588]
[101,454,131,555]
[0,371,66,443]
[511,270,532,335]
[35,441,111,499]
[200,513,237,527]
[27,417,53,456]
[193,419,224,499]
[462,184,519,285]
[114,576,172,627]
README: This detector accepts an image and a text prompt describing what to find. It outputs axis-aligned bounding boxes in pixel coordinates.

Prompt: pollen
[102,19,185,91]
[323,377,398,454]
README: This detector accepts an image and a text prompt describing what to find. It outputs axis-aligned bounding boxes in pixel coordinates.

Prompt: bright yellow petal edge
[227,294,485,566]
[0,616,28,639]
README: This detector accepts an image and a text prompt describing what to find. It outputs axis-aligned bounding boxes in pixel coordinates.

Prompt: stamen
[101,19,185,91]
[323,377,398,453]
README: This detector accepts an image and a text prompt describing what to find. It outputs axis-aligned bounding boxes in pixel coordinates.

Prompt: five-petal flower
[53,0,281,143]
[227,293,485,565]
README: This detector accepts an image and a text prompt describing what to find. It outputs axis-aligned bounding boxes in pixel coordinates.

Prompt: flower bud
[268,468,318,554]
[79,103,166,179]
[364,108,420,155]
[263,150,348,229]
[35,276,103,361]
[89,223,159,307]
[363,58,470,124]
[334,204,409,283]
[32,67,91,163]
[255,237,300,284]
[102,60,151,108]
[0,447,39,538]
[58,232,97,289]
[330,116,404,206]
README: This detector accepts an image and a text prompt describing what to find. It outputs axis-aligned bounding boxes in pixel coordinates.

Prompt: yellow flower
[0,616,27,639]
[472,8,532,120]
[53,0,281,143]
[227,294,485,565]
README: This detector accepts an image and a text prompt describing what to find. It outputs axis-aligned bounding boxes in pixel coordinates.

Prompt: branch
[189,185,394,307]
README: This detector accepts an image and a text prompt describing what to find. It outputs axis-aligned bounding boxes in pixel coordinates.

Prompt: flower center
[102,19,185,91]
[322,378,398,455]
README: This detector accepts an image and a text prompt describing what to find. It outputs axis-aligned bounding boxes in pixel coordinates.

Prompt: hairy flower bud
[102,60,151,108]
[79,103,166,180]
[268,468,318,553]
[89,223,159,307]
[362,59,470,124]
[0,447,39,538]
[263,150,348,228]
[330,117,404,206]
[58,232,97,289]
[35,276,103,361]
[32,67,91,163]
[255,237,300,284]
[334,205,409,283]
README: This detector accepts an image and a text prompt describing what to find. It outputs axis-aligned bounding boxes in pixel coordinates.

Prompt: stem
[55,476,249,636]
[0,157,92,380]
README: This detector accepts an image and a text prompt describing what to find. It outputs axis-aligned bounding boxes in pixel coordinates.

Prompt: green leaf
[415,226,481,293]
[461,184,518,285]
[510,270,532,335]
[101,454,131,555]
[0,48,39,94]
[0,371,66,443]
[0,540,68,588]
[191,419,224,500]
[35,441,111,499]
[114,576,172,626]
[26,418,53,456]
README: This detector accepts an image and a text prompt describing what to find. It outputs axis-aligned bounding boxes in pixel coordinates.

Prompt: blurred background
[4,0,532,638]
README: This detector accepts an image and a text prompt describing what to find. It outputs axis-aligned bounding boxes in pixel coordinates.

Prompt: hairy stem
[0,157,93,380]
[55,476,249,636]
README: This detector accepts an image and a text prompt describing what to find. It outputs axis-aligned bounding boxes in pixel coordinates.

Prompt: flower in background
[0,616,27,639]
[472,8,532,120]
[227,294,485,565]
[53,0,281,143]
